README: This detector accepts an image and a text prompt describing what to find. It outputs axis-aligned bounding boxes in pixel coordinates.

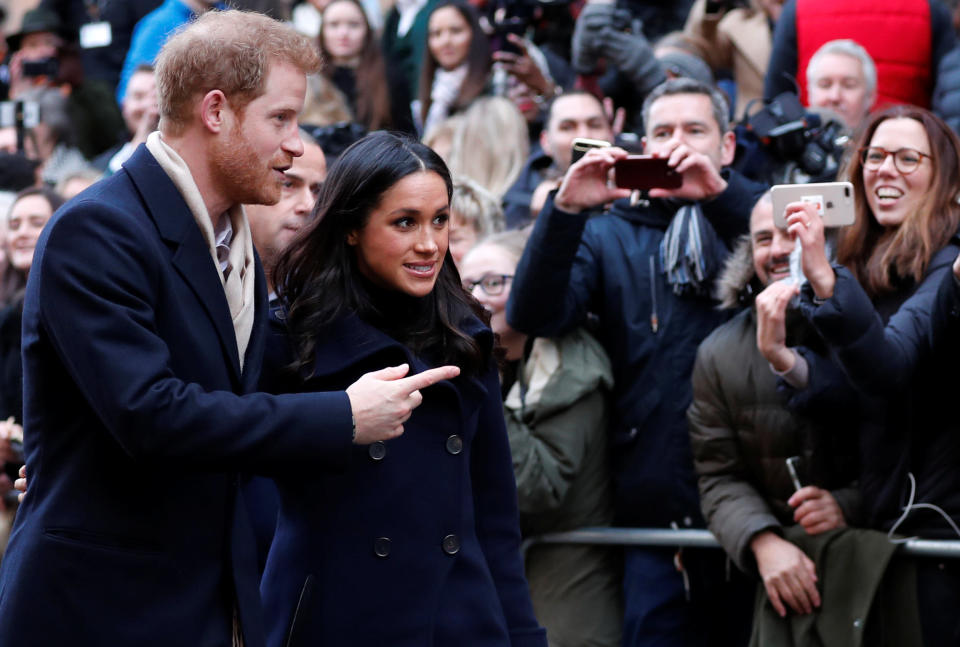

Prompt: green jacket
[750,525,921,647]
[505,328,620,647]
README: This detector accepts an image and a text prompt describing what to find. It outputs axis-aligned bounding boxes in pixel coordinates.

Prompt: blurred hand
[553,146,632,214]
[789,486,846,535]
[346,364,460,444]
[784,202,835,299]
[751,530,820,617]
[601,96,626,137]
[755,281,799,372]
[492,35,551,96]
[647,142,728,201]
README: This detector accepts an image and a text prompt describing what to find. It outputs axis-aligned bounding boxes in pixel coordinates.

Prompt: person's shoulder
[699,307,752,357]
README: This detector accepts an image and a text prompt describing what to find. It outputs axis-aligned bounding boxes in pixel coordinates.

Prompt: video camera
[737,92,850,185]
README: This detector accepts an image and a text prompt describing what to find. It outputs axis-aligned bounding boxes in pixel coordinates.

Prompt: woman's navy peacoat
[259,310,547,647]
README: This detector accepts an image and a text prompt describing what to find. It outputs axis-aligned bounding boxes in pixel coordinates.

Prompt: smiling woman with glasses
[781,105,960,644]
[858,146,933,174]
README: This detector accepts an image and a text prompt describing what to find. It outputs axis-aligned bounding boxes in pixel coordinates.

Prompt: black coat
[507,171,767,527]
[798,241,960,537]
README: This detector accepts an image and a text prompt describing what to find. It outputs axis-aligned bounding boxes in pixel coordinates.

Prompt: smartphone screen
[613,156,681,190]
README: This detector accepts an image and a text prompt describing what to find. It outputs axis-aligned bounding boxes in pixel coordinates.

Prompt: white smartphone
[771,181,855,229]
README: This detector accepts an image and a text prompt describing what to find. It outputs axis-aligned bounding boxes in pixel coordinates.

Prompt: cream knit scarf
[146,131,256,372]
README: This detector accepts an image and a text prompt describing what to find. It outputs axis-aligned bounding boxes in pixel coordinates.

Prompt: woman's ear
[346,230,358,245]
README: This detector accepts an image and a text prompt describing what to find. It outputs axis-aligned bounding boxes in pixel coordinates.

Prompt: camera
[736,92,850,184]
[21,57,59,79]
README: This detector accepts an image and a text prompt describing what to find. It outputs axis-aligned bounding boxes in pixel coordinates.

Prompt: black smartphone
[570,137,610,165]
[613,156,681,190]
[22,57,59,78]
[493,19,525,55]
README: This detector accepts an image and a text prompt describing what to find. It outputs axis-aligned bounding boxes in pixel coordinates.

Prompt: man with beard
[0,11,457,647]
[687,192,860,622]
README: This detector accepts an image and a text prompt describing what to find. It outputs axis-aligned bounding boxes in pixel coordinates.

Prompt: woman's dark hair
[1,186,64,304]
[417,0,491,126]
[837,105,960,297]
[10,186,65,215]
[319,0,393,130]
[274,131,489,376]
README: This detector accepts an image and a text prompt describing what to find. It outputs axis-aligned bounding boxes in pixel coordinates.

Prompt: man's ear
[720,129,736,167]
[199,90,229,134]
[539,129,552,158]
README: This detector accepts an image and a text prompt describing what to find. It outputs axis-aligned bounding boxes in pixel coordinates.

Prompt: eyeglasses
[463,274,513,296]
[859,146,932,174]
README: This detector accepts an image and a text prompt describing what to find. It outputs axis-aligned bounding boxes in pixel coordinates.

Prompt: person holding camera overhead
[787,105,960,645]
[5,8,124,159]
[508,77,766,647]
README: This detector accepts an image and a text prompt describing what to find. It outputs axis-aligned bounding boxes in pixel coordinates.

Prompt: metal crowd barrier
[521,527,960,559]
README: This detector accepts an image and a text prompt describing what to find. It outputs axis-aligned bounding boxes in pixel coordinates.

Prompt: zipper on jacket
[649,255,659,334]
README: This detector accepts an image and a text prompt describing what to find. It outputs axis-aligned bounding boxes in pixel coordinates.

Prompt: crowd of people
[1,0,960,645]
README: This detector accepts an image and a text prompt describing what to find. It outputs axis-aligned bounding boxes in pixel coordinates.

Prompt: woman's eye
[433,213,449,226]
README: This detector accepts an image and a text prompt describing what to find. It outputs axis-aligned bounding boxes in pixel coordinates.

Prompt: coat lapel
[124,146,242,380]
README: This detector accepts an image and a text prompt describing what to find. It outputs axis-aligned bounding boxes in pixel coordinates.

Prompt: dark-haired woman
[785,106,960,644]
[319,0,416,134]
[0,187,63,425]
[416,1,491,135]
[258,131,547,647]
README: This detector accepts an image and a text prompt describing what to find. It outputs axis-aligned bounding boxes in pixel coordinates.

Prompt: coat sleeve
[471,364,548,647]
[798,248,958,396]
[763,0,798,102]
[506,193,601,339]
[688,338,781,573]
[34,199,353,471]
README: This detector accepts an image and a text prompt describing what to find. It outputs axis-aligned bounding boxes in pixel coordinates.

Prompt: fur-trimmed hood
[714,233,760,309]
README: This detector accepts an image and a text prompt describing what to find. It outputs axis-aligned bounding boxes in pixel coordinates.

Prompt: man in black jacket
[508,77,765,647]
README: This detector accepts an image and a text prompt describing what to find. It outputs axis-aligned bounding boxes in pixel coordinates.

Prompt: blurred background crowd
[3,0,960,644]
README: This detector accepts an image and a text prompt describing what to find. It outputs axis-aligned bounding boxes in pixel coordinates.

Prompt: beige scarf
[146,132,256,372]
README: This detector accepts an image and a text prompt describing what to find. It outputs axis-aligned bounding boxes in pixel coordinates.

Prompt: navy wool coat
[259,311,547,647]
[0,146,355,647]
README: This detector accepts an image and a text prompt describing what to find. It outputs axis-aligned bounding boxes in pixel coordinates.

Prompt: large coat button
[445,434,463,455]
[374,537,391,557]
[441,534,460,555]
[369,441,387,461]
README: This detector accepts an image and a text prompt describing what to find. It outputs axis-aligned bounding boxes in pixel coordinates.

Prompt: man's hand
[647,142,728,201]
[756,281,800,372]
[553,146,632,214]
[345,364,460,444]
[751,530,820,617]
[789,486,846,535]
[15,464,26,503]
[784,202,835,300]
